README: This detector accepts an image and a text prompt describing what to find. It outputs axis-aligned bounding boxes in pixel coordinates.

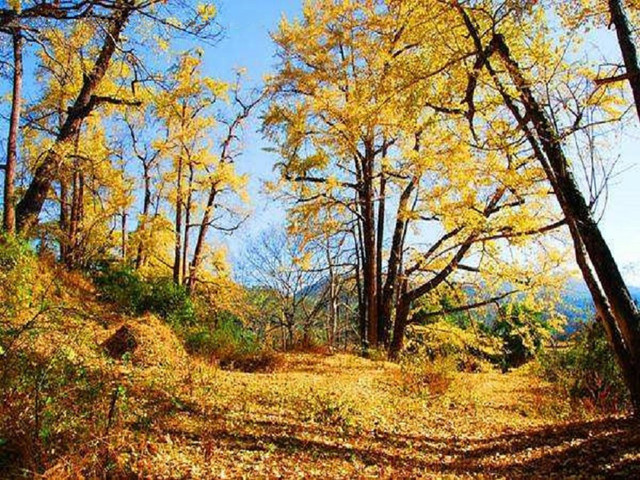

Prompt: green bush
[94,264,196,325]
[94,263,149,314]
[490,303,553,371]
[538,320,629,413]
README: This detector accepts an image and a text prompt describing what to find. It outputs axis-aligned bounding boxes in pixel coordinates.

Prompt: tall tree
[453,0,640,413]
[2,26,22,234]
[266,0,565,354]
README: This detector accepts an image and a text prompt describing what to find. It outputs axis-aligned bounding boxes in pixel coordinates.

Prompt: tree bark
[135,163,152,269]
[361,144,379,348]
[182,162,194,282]
[608,0,640,122]
[389,282,410,360]
[376,173,386,345]
[3,29,22,234]
[173,154,184,285]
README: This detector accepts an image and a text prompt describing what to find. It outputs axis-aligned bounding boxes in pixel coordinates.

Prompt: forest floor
[91,348,640,479]
[3,273,640,479]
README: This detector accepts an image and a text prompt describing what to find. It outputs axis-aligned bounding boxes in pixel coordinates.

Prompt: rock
[103,325,138,359]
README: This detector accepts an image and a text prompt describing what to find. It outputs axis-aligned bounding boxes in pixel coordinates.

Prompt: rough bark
[608,0,640,122]
[389,281,410,360]
[3,29,22,234]
[361,144,379,348]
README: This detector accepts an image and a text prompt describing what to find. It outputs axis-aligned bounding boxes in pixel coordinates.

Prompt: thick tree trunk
[608,0,640,122]
[380,174,418,344]
[15,6,132,233]
[353,226,367,350]
[361,148,378,348]
[570,218,640,412]
[3,29,22,235]
[389,283,410,360]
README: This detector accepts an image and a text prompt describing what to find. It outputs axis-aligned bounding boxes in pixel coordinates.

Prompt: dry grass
[1,266,639,478]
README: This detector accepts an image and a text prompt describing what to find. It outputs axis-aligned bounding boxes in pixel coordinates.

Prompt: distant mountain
[560,278,640,318]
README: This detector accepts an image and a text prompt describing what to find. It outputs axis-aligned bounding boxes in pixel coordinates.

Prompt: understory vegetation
[1,239,635,477]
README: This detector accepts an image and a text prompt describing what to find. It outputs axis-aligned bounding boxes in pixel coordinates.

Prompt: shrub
[141,277,196,326]
[94,264,196,325]
[184,315,279,372]
[538,320,629,413]
[490,303,554,371]
[404,321,497,373]
[94,263,149,314]
[0,238,119,475]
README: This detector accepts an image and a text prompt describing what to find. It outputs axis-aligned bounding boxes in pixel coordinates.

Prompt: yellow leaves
[8,0,20,12]
[156,36,170,52]
[197,3,217,22]
[203,77,228,100]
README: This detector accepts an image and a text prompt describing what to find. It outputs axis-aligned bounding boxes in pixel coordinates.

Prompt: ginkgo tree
[2,0,221,234]
[420,0,640,413]
[145,51,258,289]
[265,0,567,355]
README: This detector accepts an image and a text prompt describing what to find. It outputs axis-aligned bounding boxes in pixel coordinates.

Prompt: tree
[239,229,328,350]
[451,0,640,413]
[10,0,221,234]
[2,25,22,234]
[266,0,566,356]
[151,52,252,287]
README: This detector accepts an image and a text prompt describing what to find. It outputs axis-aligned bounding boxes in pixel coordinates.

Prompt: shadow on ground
[179,415,640,478]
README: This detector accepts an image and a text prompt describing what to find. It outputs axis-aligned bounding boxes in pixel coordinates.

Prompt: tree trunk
[3,29,22,235]
[608,0,640,122]
[353,225,367,351]
[376,173,387,345]
[361,147,378,348]
[15,6,132,233]
[389,283,410,360]
[173,154,184,285]
[380,174,418,345]
[135,164,152,269]
[121,209,127,261]
[59,177,69,260]
[188,184,218,291]
[182,163,194,283]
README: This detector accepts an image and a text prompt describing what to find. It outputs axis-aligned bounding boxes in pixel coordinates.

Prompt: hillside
[1,265,639,479]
